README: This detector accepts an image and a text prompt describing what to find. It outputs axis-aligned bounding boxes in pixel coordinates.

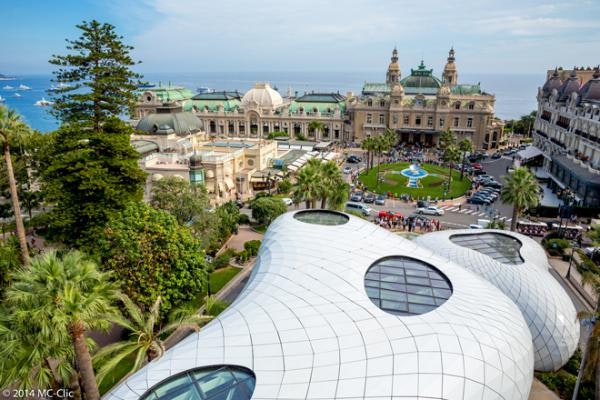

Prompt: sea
[0,72,545,133]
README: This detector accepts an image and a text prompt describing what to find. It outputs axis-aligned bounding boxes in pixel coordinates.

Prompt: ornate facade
[347,48,504,150]
[532,67,600,206]
[134,48,504,150]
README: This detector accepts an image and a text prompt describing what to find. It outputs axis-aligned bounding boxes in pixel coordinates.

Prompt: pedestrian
[458,203,462,211]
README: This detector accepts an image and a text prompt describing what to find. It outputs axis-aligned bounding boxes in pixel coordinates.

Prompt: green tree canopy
[501,167,540,231]
[251,197,287,225]
[150,177,210,225]
[92,202,208,314]
[40,118,146,246]
[49,20,142,131]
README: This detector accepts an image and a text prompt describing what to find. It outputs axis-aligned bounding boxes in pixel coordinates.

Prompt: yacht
[34,98,53,106]
[0,95,5,103]
[18,84,31,90]
[0,74,15,81]
[13,93,21,97]
[50,82,73,90]
[196,86,214,94]
[2,85,14,90]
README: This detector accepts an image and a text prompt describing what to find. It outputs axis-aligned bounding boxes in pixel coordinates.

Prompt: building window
[394,99,399,105]
[453,117,460,127]
[392,114,398,124]
[403,115,409,125]
[467,118,473,128]
[367,99,373,107]
[427,116,433,127]
[454,102,461,110]
[468,102,475,110]
[439,118,445,128]
[415,116,421,126]
[366,113,372,124]
[379,114,385,124]
[379,100,385,107]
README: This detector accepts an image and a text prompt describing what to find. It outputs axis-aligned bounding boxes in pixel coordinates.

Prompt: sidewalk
[529,379,561,400]
[548,256,597,310]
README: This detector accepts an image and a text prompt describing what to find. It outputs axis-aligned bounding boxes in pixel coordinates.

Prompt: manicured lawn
[359,162,471,200]
[210,266,242,293]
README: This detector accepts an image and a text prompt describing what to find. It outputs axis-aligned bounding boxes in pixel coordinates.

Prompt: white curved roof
[415,229,579,372]
[242,82,283,110]
[106,212,535,400]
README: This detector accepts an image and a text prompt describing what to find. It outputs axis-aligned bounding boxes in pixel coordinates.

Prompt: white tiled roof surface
[106,213,537,400]
[415,229,579,372]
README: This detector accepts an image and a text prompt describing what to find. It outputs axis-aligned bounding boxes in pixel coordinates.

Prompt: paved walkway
[528,379,561,400]
[221,225,264,253]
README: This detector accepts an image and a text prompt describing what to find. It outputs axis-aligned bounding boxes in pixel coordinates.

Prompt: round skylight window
[293,210,349,225]
[141,365,255,400]
[364,256,452,316]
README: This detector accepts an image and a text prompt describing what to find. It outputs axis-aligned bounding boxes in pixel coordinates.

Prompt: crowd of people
[374,213,442,232]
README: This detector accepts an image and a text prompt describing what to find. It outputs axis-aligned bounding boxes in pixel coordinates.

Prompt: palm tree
[319,160,342,208]
[327,180,350,210]
[308,120,325,140]
[94,295,213,385]
[0,306,76,394]
[4,251,118,400]
[361,137,376,172]
[0,105,30,265]
[442,144,461,189]
[458,138,473,180]
[501,167,540,231]
[292,162,320,208]
[373,136,391,190]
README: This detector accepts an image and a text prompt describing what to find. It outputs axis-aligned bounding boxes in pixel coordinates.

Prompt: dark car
[491,152,502,159]
[235,199,244,209]
[473,169,487,176]
[407,214,431,224]
[347,155,362,163]
[482,181,502,189]
[417,200,429,208]
[350,190,363,202]
[468,196,491,205]
[375,194,386,205]
[363,192,376,203]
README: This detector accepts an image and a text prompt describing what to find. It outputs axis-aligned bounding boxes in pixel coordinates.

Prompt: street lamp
[566,234,582,280]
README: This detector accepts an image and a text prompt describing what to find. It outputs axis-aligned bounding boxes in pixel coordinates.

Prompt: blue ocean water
[0,72,544,133]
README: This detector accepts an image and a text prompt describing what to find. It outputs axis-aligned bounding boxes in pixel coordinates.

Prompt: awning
[287,165,299,172]
[517,146,543,161]
[224,177,235,190]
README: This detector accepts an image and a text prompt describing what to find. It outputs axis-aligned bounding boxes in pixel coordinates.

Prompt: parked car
[491,152,502,159]
[467,196,491,205]
[345,202,372,216]
[347,155,361,163]
[375,194,386,205]
[416,205,445,216]
[235,199,244,208]
[350,190,363,202]
[482,180,502,189]
[407,214,431,224]
[363,192,376,203]
[471,162,483,170]
[281,197,293,206]
[469,224,484,229]
[417,200,429,208]
[342,166,352,174]
[473,169,487,176]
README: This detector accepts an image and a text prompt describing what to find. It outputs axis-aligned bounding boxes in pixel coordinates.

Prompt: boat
[2,85,14,90]
[18,84,31,90]
[196,86,214,94]
[0,95,5,103]
[0,74,15,81]
[50,82,74,90]
[138,83,156,89]
[34,98,54,106]
[13,93,21,97]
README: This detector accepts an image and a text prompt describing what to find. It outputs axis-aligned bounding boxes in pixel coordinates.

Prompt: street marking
[464,210,475,215]
[448,207,459,212]
[459,209,470,214]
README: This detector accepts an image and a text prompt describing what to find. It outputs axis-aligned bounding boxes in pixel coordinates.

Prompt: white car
[343,166,352,174]
[416,205,445,216]
[281,197,293,206]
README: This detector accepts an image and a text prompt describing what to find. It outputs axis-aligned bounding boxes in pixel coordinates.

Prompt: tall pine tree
[43,21,146,246]
[49,20,142,131]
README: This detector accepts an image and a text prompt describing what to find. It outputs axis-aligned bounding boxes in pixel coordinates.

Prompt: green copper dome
[400,61,442,95]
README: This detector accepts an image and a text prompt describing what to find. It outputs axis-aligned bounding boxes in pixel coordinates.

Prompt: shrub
[535,370,576,400]
[236,250,249,264]
[278,179,292,194]
[212,251,233,270]
[244,240,261,257]
[238,213,250,225]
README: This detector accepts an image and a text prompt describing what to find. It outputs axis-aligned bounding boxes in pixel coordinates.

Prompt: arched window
[454,102,461,110]
[367,99,373,107]
[379,100,385,107]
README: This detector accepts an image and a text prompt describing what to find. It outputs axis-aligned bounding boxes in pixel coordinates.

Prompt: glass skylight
[141,365,255,400]
[294,210,349,225]
[364,256,452,316]
[450,233,523,265]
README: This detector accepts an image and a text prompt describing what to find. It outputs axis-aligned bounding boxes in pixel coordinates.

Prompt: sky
[1,0,599,75]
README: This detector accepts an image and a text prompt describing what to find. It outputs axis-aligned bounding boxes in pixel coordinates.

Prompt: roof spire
[448,46,455,62]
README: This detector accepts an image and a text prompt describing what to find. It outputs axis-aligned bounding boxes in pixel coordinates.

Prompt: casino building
[346,48,504,150]
[134,48,504,151]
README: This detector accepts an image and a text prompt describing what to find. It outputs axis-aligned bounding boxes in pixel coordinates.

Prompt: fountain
[400,164,428,188]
